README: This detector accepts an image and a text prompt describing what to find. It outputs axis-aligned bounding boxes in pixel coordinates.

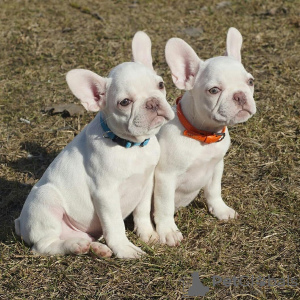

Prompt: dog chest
[174,139,229,207]
[119,165,155,218]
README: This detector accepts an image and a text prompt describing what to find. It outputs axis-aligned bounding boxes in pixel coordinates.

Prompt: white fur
[15,31,174,258]
[154,28,256,246]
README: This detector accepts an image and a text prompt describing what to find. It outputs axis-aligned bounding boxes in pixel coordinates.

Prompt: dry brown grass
[0,0,299,299]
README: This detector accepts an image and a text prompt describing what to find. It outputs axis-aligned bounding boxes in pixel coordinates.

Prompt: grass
[0,0,299,299]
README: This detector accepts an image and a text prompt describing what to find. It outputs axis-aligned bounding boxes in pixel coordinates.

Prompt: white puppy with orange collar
[154,28,256,246]
[15,32,174,258]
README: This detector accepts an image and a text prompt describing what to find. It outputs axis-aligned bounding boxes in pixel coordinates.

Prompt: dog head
[66,31,174,143]
[165,27,256,128]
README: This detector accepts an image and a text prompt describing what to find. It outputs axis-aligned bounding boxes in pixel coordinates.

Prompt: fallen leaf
[25,177,36,185]
[42,103,85,117]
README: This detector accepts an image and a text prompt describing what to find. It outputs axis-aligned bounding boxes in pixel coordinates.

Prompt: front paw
[135,226,159,244]
[112,241,146,259]
[209,204,238,220]
[156,222,183,246]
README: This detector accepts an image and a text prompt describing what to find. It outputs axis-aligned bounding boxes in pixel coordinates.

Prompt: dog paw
[90,242,113,258]
[157,223,183,246]
[209,204,238,220]
[136,227,159,244]
[65,238,91,255]
[113,242,146,259]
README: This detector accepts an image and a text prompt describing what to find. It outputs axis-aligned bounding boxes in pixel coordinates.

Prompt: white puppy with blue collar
[15,32,174,258]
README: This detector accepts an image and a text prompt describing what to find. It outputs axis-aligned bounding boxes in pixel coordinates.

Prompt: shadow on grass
[0,141,58,243]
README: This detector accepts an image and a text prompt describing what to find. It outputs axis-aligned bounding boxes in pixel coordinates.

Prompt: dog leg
[17,184,94,256]
[32,237,91,255]
[204,159,238,220]
[133,174,159,244]
[154,170,183,246]
[93,186,146,259]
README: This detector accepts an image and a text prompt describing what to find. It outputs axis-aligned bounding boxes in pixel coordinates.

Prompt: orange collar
[176,96,226,144]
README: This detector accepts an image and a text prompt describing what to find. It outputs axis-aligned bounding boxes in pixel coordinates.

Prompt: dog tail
[14,218,21,236]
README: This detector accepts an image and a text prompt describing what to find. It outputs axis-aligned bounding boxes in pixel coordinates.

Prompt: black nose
[233,92,247,106]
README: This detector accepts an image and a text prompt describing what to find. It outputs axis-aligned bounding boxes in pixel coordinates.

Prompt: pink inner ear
[166,38,201,91]
[87,84,105,111]
[91,84,100,102]
[185,62,195,80]
[66,69,108,112]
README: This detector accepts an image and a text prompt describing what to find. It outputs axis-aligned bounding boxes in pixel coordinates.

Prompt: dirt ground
[0,0,299,299]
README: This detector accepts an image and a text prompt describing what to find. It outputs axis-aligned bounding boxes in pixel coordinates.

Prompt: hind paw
[90,242,113,258]
[65,238,91,255]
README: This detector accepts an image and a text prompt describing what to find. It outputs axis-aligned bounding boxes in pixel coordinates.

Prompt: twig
[69,3,104,21]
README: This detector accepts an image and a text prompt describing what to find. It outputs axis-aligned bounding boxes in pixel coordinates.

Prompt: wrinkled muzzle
[214,90,256,125]
[130,97,175,135]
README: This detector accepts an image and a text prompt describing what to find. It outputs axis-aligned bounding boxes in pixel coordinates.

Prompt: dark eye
[208,87,221,94]
[159,82,164,89]
[248,78,254,86]
[119,98,132,106]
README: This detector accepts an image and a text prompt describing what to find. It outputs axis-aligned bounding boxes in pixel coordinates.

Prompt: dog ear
[165,38,201,90]
[66,69,109,112]
[226,27,243,62]
[132,31,154,70]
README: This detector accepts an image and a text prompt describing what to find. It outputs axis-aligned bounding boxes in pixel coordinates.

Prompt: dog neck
[180,91,225,133]
[100,114,149,148]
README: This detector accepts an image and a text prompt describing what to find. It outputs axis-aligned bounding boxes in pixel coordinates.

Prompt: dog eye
[158,82,164,89]
[208,87,221,94]
[248,78,254,86]
[119,98,132,106]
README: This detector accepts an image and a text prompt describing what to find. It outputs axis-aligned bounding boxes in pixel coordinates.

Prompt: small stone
[216,1,231,9]
[182,27,203,37]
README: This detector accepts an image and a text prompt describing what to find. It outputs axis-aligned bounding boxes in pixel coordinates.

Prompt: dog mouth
[149,115,167,129]
[235,109,252,119]
[128,103,174,137]
[133,113,171,130]
[214,109,253,125]
[127,115,167,137]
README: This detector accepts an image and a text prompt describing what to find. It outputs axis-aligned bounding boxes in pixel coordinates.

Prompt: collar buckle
[103,131,113,139]
[215,132,226,142]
